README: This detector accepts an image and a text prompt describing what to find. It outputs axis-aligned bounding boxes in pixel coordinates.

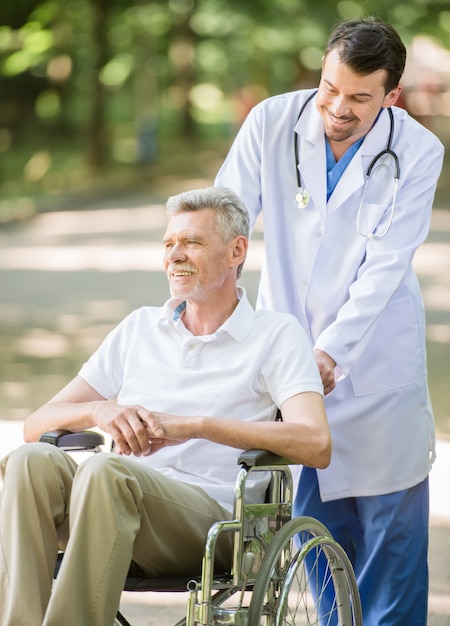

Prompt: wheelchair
[40,429,362,626]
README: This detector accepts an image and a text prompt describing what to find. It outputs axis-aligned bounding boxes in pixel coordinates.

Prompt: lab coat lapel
[326,155,365,213]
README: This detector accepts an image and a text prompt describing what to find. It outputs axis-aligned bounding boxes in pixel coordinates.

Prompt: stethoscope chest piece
[295,187,310,209]
[294,90,317,210]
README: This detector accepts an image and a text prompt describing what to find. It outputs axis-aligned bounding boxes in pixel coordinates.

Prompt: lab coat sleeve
[314,127,444,377]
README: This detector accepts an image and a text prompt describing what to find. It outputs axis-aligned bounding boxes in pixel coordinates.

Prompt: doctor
[215,17,444,626]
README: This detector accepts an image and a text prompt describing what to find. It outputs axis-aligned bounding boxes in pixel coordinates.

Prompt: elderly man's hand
[92,401,155,457]
[141,411,191,454]
[93,402,193,456]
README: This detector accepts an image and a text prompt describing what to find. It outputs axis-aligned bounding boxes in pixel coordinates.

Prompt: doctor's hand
[314,349,336,396]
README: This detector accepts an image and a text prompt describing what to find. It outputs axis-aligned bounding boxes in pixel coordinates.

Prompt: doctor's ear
[383,84,403,108]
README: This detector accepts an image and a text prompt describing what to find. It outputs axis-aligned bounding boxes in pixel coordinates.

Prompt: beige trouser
[0,443,233,626]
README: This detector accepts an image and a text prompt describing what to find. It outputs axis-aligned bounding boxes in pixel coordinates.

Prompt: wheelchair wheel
[248,516,362,626]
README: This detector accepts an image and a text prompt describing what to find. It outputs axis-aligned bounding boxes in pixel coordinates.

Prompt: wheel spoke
[248,517,362,626]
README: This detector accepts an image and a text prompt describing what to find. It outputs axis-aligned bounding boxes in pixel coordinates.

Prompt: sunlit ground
[0,200,449,624]
[0,199,262,419]
[0,201,448,436]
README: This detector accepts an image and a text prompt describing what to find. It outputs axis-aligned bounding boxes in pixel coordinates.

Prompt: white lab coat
[215,89,444,501]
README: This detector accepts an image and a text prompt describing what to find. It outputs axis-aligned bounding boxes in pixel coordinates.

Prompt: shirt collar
[158,287,254,342]
[217,287,254,342]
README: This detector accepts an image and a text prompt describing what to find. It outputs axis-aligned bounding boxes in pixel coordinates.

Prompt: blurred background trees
[1,0,450,217]
[1,0,450,435]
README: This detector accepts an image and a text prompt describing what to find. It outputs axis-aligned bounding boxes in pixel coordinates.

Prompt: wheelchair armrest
[39,430,105,449]
[238,449,293,468]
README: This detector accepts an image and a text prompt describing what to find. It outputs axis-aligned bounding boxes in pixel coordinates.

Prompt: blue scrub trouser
[293,467,429,626]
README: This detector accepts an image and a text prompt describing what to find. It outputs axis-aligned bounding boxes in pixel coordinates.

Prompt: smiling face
[316,48,401,158]
[163,208,243,304]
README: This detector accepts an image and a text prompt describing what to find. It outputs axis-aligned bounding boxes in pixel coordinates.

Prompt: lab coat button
[316,232,322,238]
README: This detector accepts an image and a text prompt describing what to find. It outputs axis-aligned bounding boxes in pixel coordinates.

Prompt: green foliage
[0,0,449,202]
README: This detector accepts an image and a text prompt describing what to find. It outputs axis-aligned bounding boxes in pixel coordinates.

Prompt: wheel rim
[276,537,356,625]
[247,517,362,626]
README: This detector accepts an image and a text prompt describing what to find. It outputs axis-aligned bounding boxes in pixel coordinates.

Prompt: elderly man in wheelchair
[0,187,360,626]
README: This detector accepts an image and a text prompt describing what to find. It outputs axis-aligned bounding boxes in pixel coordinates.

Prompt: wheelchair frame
[41,430,362,626]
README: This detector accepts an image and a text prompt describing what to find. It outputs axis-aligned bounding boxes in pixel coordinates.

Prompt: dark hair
[325,17,406,93]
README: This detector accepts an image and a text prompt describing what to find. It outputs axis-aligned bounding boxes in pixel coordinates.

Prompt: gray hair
[166,186,250,277]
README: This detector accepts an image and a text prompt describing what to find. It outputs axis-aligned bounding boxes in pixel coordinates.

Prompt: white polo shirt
[79,288,323,511]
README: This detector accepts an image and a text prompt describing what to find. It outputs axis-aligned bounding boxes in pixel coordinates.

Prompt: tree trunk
[88,0,109,170]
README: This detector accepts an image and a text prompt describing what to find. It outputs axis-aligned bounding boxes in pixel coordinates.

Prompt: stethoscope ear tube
[357,108,399,239]
[366,108,400,179]
[366,147,400,179]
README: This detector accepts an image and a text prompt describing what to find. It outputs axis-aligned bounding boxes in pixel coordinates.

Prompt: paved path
[0,198,449,624]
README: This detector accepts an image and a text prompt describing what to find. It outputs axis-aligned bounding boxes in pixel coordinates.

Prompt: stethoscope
[294,91,400,239]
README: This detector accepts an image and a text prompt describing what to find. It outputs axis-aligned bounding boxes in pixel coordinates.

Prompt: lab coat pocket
[349,295,425,396]
[357,158,397,237]
[357,201,390,238]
